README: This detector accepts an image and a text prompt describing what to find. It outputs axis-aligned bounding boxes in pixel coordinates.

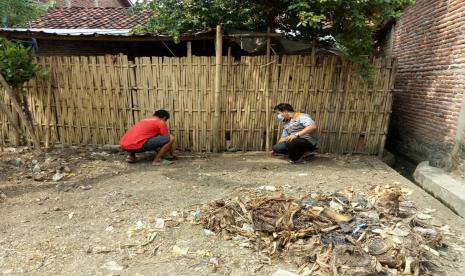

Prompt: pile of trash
[199,185,446,275]
[0,146,120,182]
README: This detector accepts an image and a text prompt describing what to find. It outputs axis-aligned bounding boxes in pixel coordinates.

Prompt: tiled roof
[40,0,132,7]
[30,7,151,29]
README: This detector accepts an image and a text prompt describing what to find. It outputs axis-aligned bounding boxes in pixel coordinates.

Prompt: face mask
[277,114,285,121]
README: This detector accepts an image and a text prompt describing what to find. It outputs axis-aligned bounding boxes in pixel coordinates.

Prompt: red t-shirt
[119,118,169,150]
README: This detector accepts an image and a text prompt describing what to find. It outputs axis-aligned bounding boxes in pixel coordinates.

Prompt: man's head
[153,109,170,121]
[274,103,294,122]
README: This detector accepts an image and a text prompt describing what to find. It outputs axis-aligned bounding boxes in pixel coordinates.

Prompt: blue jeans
[126,135,170,154]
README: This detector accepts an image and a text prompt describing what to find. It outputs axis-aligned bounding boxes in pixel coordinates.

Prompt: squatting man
[272,103,319,163]
[119,104,319,164]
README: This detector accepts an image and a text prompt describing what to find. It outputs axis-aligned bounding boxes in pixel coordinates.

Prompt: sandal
[152,159,175,166]
[126,154,136,163]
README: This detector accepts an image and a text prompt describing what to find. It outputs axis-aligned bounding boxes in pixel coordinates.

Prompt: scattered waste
[197,185,446,275]
[121,231,157,248]
[154,218,165,229]
[92,246,112,254]
[329,200,344,211]
[259,185,277,192]
[68,212,75,219]
[105,226,114,232]
[417,213,433,220]
[52,172,66,182]
[203,229,215,236]
[423,208,436,214]
[390,227,410,237]
[172,245,189,256]
[414,227,437,236]
[190,210,201,221]
[79,185,92,190]
[209,257,220,266]
[136,221,146,229]
[351,223,367,236]
[101,261,123,272]
[271,269,298,276]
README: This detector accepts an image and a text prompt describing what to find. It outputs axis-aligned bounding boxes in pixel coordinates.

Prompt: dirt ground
[1,148,465,275]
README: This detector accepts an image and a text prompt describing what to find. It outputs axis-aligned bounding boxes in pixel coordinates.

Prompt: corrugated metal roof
[0,28,133,36]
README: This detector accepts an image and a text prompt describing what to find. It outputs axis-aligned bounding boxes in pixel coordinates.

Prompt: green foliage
[131,0,268,43]
[289,0,415,79]
[133,0,415,79]
[0,39,41,88]
[0,0,54,27]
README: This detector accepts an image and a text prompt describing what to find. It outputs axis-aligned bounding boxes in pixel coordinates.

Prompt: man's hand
[286,134,298,142]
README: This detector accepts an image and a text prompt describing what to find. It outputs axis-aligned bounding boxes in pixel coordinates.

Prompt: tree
[133,0,415,77]
[0,0,53,27]
[0,0,52,149]
[0,39,43,149]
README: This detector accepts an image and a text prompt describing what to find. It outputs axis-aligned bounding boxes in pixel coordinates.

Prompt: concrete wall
[391,0,465,163]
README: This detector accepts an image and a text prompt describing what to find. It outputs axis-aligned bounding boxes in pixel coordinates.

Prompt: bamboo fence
[0,53,396,155]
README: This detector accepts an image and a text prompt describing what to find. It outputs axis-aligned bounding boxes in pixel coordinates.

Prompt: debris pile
[200,185,446,275]
[0,146,122,182]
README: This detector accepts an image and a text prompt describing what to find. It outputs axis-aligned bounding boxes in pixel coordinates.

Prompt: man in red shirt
[120,110,177,165]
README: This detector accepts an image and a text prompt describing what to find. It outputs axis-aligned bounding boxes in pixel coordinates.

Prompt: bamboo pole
[0,73,41,150]
[265,27,271,151]
[44,81,52,149]
[213,25,222,153]
[187,41,192,58]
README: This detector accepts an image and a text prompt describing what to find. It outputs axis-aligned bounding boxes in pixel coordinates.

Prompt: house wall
[390,0,465,164]
[34,39,209,58]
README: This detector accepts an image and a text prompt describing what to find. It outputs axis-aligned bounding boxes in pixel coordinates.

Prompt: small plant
[0,38,42,88]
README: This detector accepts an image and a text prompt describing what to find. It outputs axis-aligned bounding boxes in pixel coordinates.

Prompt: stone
[33,173,45,182]
[13,158,24,166]
[32,164,41,173]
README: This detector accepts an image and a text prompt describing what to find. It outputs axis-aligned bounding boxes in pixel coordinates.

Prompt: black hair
[153,109,170,120]
[273,103,294,112]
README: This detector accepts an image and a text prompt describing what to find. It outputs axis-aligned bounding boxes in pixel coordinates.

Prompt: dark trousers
[125,135,170,154]
[272,138,317,161]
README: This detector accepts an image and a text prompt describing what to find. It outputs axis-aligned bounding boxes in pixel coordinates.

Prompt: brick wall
[390,0,465,162]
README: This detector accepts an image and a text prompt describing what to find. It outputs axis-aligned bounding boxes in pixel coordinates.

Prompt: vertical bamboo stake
[213,25,222,153]
[187,41,192,58]
[44,81,52,149]
[265,27,272,151]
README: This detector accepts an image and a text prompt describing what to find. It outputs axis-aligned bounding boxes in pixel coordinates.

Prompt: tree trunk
[0,73,41,151]
[0,97,24,140]
[12,93,22,146]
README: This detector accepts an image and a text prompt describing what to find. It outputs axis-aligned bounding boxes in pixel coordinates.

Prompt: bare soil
[1,149,465,275]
